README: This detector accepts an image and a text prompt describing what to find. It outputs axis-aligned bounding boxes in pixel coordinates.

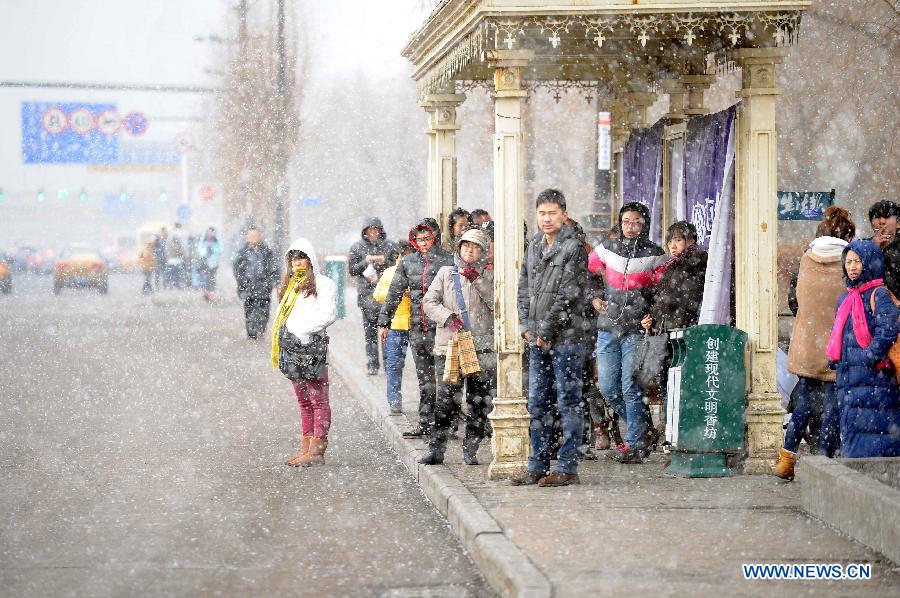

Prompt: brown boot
[773,447,796,481]
[298,437,328,467]
[538,471,581,487]
[284,436,312,467]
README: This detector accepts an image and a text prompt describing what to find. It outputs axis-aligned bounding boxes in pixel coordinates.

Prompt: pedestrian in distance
[776,207,855,480]
[348,217,398,375]
[138,239,156,295]
[195,226,222,303]
[443,208,473,253]
[373,240,416,415]
[233,226,280,340]
[589,202,668,465]
[419,227,495,466]
[827,239,900,458]
[272,238,338,467]
[511,189,590,487]
[379,218,453,438]
[154,227,168,290]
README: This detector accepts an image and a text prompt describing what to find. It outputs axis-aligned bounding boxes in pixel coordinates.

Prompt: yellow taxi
[53,244,108,294]
[0,252,11,294]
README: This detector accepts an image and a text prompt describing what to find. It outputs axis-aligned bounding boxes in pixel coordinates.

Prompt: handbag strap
[451,267,471,330]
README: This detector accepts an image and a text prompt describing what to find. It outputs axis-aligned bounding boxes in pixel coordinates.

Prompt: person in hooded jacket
[775,208,855,479]
[512,189,590,487]
[233,226,281,340]
[379,218,453,437]
[348,217,398,375]
[272,238,338,467]
[827,239,900,459]
[420,227,495,465]
[589,202,668,464]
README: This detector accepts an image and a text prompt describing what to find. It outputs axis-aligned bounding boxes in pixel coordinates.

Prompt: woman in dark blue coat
[827,239,900,458]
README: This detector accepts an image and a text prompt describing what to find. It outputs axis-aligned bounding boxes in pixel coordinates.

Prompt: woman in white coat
[271,238,337,467]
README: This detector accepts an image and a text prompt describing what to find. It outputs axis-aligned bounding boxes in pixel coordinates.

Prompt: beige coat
[787,237,848,381]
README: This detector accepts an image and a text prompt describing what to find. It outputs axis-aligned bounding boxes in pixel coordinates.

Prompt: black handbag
[278,325,328,382]
[632,332,668,390]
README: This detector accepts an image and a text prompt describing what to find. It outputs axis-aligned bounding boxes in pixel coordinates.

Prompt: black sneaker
[402,426,431,438]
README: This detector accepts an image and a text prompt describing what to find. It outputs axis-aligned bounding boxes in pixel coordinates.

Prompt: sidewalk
[329,305,900,597]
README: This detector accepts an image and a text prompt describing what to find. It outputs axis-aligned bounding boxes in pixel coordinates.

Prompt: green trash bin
[665,324,747,478]
[324,256,347,320]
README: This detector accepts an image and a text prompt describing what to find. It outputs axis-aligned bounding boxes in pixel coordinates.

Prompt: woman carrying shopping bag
[272,238,337,467]
[420,228,495,465]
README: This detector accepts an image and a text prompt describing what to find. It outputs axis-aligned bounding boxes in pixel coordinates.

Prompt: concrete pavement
[0,274,491,597]
[333,297,900,597]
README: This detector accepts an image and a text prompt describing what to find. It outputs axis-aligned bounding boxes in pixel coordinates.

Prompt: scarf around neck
[826,278,883,361]
[271,269,307,367]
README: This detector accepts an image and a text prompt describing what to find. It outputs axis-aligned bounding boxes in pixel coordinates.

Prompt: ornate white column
[661,79,688,122]
[733,47,788,474]
[485,49,533,480]
[681,73,715,116]
[421,90,464,228]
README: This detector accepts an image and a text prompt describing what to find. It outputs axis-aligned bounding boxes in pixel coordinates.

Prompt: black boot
[462,436,481,465]
[417,430,447,465]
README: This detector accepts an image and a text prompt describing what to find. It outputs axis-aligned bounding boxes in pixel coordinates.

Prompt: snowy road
[0,274,490,596]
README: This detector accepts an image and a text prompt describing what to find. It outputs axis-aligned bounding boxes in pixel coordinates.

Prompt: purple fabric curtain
[683,106,737,249]
[622,121,665,242]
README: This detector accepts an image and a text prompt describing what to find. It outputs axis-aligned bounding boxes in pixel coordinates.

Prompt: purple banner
[683,106,737,248]
[622,121,664,242]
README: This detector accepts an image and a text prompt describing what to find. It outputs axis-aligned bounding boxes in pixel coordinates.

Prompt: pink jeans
[291,370,331,438]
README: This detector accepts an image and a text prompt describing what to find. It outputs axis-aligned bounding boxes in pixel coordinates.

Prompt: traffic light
[119,191,127,202]
[57,188,69,200]
[0,188,4,204]
[79,189,87,201]
[37,188,45,202]
[159,190,168,203]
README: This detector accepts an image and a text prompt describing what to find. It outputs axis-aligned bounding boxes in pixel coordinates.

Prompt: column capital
[734,48,787,97]
[681,74,715,116]
[660,79,687,122]
[484,48,535,68]
[421,93,465,131]
[624,91,657,129]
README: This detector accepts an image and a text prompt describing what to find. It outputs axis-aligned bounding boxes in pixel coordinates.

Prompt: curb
[329,341,553,598]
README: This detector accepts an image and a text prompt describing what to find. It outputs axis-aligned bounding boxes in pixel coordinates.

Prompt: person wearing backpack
[827,239,900,459]
[775,208,855,480]
[272,238,337,467]
[418,227,494,466]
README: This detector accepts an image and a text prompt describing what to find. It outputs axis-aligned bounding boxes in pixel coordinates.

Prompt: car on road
[53,244,108,294]
[0,251,12,293]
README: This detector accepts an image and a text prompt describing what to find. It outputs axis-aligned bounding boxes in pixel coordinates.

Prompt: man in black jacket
[348,217,397,375]
[232,226,280,340]
[378,218,452,437]
[512,189,589,487]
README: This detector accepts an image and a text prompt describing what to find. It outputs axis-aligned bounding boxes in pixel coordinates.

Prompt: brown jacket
[787,238,848,381]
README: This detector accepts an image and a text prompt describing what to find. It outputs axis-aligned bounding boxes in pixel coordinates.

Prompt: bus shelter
[402,0,810,477]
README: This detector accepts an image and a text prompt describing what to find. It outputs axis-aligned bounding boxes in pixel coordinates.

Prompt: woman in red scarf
[827,239,900,459]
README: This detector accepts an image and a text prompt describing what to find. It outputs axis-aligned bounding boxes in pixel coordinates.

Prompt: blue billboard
[22,102,119,164]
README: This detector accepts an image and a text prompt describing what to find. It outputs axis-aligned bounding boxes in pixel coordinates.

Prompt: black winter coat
[649,247,708,332]
[378,220,452,331]
[348,217,397,313]
[517,223,589,346]
[232,242,279,299]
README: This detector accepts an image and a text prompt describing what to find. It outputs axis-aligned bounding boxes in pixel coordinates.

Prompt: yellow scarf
[271,268,307,367]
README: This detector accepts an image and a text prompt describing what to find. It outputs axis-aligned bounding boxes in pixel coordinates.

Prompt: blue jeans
[527,343,586,475]
[784,377,838,457]
[384,330,409,409]
[596,331,648,450]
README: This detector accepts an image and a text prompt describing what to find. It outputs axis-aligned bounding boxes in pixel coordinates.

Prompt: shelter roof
[403,1,810,98]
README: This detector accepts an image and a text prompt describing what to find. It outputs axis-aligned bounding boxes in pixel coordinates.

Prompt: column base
[745,391,783,475]
[487,396,530,480]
